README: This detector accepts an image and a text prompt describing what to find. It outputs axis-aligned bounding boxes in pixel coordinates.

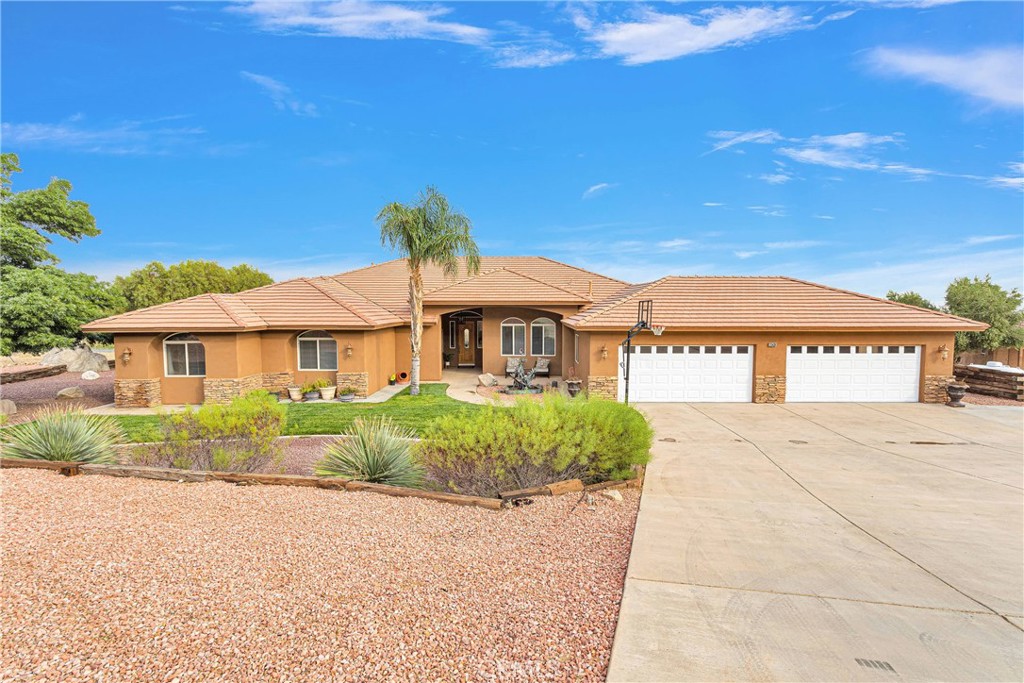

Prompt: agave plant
[316,416,423,488]
[1,408,125,463]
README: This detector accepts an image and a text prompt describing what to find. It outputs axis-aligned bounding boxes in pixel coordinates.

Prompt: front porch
[440,368,569,405]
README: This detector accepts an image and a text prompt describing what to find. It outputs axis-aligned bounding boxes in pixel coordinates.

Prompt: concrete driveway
[608,403,1023,682]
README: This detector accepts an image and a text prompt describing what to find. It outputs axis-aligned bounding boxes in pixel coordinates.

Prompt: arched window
[164,333,206,377]
[500,318,526,357]
[530,317,557,357]
[298,330,338,371]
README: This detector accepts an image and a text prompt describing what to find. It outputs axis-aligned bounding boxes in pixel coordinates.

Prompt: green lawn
[113,383,480,443]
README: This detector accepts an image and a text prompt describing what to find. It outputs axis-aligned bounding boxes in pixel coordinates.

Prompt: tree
[1,152,99,269]
[114,260,273,311]
[886,290,939,311]
[945,276,1024,352]
[377,186,479,396]
[0,267,125,355]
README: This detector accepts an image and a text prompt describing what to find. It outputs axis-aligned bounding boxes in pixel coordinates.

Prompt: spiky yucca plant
[1,408,125,463]
[316,416,424,488]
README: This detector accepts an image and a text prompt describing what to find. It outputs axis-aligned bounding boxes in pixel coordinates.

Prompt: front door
[457,322,476,366]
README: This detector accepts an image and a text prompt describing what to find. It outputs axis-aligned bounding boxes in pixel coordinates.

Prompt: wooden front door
[457,321,476,366]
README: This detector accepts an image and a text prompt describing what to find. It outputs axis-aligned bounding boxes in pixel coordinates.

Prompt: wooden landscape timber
[954,365,1024,401]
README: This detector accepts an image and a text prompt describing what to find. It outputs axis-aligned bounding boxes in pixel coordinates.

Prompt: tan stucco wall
[581,330,957,401]
[394,324,442,382]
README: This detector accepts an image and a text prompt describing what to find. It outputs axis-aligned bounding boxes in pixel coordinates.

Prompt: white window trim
[448,320,456,349]
[500,318,526,357]
[530,318,557,357]
[574,333,579,364]
[297,331,338,371]
[163,333,206,378]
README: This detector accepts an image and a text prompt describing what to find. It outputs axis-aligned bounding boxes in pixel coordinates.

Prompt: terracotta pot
[398,371,409,384]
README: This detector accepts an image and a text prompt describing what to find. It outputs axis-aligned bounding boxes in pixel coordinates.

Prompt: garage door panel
[787,345,919,403]
[619,345,753,403]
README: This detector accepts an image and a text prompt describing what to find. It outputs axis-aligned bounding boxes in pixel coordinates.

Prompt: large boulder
[0,399,16,416]
[40,347,78,367]
[478,373,497,387]
[56,386,85,400]
[66,351,108,374]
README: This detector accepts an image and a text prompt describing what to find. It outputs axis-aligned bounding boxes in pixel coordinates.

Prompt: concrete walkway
[609,402,1023,682]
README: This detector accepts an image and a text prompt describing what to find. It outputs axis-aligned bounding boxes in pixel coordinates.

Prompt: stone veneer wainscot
[114,378,161,408]
[754,375,786,404]
[336,371,369,398]
[923,374,954,403]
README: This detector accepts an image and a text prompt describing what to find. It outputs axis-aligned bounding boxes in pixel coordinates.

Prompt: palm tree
[377,186,480,396]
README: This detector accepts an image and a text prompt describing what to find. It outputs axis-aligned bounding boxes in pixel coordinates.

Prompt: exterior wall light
[344,343,354,358]
[120,347,133,365]
[600,345,608,360]
[938,344,949,361]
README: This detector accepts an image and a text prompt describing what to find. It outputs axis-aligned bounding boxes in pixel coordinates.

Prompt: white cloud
[748,205,787,217]
[814,214,835,220]
[867,46,1024,109]
[582,182,616,199]
[759,172,792,185]
[657,238,694,251]
[989,162,1024,192]
[232,1,490,45]
[0,117,206,155]
[492,45,574,68]
[240,71,318,117]
[583,5,837,66]
[734,250,766,259]
[706,129,782,154]
[764,240,827,249]
[963,234,1018,246]
[702,201,725,207]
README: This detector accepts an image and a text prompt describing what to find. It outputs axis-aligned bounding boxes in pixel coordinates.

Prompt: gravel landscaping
[0,370,115,424]
[963,391,1021,406]
[0,468,640,682]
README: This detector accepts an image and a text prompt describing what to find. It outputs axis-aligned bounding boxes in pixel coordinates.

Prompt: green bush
[1,408,125,463]
[153,390,286,472]
[418,394,653,497]
[316,416,424,488]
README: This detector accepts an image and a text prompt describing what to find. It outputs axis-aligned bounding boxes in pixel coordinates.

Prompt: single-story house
[82,256,986,407]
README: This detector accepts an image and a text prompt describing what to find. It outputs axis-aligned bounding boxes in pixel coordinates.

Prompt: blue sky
[2,1,1022,303]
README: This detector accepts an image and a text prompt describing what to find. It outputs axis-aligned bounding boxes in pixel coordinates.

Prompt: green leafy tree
[945,276,1024,352]
[886,290,939,311]
[377,186,479,396]
[0,266,126,355]
[1,152,99,269]
[114,259,273,311]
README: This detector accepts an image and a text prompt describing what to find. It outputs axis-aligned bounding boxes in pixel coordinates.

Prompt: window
[477,326,483,349]
[164,333,205,377]
[736,346,750,354]
[448,320,456,349]
[298,330,338,371]
[530,318,557,357]
[501,318,526,356]
[574,333,580,363]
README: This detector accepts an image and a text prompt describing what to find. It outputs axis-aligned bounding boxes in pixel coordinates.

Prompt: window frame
[529,317,557,357]
[297,330,339,371]
[448,320,456,349]
[500,318,526,357]
[163,333,206,378]
[574,333,580,364]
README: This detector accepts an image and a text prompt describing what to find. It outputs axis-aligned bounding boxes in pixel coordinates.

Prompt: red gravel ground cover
[963,391,1022,407]
[0,370,115,424]
[0,469,640,682]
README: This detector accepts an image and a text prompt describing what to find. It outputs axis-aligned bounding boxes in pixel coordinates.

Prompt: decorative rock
[40,347,78,367]
[600,489,623,503]
[66,351,109,374]
[56,386,85,400]
[478,373,497,387]
[81,370,100,380]
[0,399,16,415]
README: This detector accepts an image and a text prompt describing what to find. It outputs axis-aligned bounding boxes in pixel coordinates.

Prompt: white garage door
[786,345,920,403]
[617,344,754,402]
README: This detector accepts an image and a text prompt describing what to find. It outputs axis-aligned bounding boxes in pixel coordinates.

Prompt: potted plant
[443,352,453,368]
[287,385,303,402]
[388,374,397,386]
[319,383,337,400]
[337,386,357,402]
[302,380,324,401]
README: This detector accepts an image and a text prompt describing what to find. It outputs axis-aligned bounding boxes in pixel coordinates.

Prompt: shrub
[154,390,286,472]
[1,408,124,463]
[418,394,653,497]
[316,416,424,487]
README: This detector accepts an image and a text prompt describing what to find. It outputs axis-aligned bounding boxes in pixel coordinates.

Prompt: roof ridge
[209,293,249,328]
[571,277,669,325]
[303,278,376,326]
[322,275,403,323]
[535,255,631,286]
[780,276,985,326]
[329,258,405,278]
[88,292,219,325]
[501,267,590,300]
[422,266,508,295]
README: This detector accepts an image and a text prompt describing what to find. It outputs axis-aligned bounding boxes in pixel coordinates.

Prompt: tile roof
[564,276,987,331]
[424,267,589,305]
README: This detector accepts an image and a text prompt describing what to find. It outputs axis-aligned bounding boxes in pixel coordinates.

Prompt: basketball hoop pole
[620,300,654,405]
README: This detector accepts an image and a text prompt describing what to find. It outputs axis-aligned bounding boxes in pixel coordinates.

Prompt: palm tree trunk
[408,265,424,396]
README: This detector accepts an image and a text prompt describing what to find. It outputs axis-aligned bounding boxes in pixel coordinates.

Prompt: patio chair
[505,357,525,378]
[532,357,551,378]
